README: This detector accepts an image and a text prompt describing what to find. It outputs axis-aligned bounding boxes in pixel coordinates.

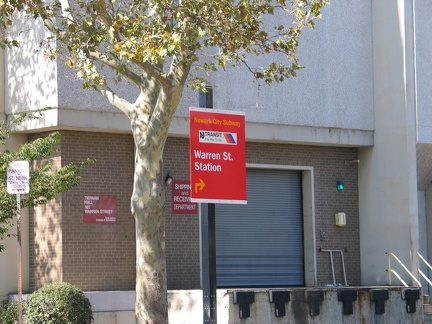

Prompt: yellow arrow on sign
[195,178,205,193]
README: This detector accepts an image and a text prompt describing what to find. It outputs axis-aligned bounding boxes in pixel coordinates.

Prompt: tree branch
[88,51,142,86]
[142,51,192,150]
[137,70,161,117]
[94,85,132,118]
[131,59,171,91]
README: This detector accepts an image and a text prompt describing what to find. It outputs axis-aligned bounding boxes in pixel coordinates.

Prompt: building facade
[1,0,432,321]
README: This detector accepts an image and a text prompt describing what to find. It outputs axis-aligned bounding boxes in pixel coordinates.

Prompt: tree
[0,113,93,252]
[0,0,328,322]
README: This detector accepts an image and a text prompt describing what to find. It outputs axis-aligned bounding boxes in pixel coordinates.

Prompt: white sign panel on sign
[7,161,30,194]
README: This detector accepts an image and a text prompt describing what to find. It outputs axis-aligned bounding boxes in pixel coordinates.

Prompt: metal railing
[386,252,421,287]
[417,252,432,289]
[320,249,348,286]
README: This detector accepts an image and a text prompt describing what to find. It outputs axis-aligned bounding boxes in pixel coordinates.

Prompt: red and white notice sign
[83,195,117,224]
[172,180,198,214]
[7,161,30,194]
[189,108,247,204]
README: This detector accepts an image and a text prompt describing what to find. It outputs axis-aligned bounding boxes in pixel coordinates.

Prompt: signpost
[189,108,247,204]
[7,160,30,324]
[189,107,247,323]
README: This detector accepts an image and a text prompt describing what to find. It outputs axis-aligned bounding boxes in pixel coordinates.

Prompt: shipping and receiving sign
[189,107,247,204]
[83,195,117,224]
[172,180,198,214]
[7,161,30,194]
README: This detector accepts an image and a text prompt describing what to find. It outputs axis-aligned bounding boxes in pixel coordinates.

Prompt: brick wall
[30,132,360,291]
[163,139,361,288]
[29,142,63,291]
[245,142,360,286]
[163,137,201,289]
[30,131,136,291]
[61,131,136,291]
[29,193,63,291]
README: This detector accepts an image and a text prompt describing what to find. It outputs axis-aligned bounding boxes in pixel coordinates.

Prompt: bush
[25,282,93,324]
[0,299,19,324]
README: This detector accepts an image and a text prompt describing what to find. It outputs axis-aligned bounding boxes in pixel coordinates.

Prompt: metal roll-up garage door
[215,168,304,287]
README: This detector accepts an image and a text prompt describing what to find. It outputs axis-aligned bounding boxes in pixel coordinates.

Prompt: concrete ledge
[424,303,432,314]
[246,121,374,147]
[85,291,135,312]
[93,311,134,324]
[9,287,423,324]
[9,109,374,147]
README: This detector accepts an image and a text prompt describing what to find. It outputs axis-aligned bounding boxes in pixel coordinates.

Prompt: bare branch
[89,51,142,86]
[94,85,132,118]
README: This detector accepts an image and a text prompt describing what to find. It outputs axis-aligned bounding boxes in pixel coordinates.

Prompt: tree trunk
[129,55,191,323]
[132,149,167,324]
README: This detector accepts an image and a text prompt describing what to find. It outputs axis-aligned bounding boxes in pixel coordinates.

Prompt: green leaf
[0,118,94,251]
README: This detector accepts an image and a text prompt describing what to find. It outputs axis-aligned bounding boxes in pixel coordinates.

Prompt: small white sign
[7,161,30,194]
[198,131,238,145]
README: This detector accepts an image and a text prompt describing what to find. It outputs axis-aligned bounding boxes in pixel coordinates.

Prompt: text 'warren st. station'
[193,150,234,172]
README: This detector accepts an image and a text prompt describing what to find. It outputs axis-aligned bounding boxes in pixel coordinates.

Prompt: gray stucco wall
[415,0,432,144]
[180,1,375,130]
[5,16,58,114]
[6,2,375,135]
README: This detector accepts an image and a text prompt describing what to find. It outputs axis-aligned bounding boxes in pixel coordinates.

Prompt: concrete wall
[5,14,58,114]
[5,2,375,137]
[418,190,430,294]
[86,288,423,324]
[415,0,432,144]
[0,48,30,298]
[0,131,30,299]
[427,187,432,294]
[212,1,374,131]
[358,0,419,285]
[0,199,30,300]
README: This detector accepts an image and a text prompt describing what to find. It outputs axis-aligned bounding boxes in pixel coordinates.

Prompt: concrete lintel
[246,122,374,147]
[169,117,374,147]
[9,108,374,147]
[10,108,131,134]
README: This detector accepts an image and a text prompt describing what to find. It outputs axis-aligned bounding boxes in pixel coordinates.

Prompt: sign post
[7,161,30,324]
[189,108,247,323]
[200,202,217,323]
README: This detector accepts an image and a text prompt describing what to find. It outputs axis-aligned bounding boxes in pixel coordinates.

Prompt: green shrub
[25,282,93,324]
[0,299,19,324]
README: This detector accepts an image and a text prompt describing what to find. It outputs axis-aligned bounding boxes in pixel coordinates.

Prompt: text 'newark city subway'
[194,117,242,128]
[193,150,234,172]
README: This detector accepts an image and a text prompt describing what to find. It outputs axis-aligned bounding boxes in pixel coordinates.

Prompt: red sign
[83,195,117,224]
[189,108,247,204]
[172,180,198,214]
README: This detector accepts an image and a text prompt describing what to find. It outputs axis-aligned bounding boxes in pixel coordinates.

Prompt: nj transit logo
[199,131,237,145]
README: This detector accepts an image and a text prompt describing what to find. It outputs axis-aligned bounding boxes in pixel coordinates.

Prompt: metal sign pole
[16,193,23,324]
[202,203,217,323]
[6,161,29,324]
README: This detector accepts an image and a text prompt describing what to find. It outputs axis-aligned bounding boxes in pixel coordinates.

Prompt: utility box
[335,213,346,226]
